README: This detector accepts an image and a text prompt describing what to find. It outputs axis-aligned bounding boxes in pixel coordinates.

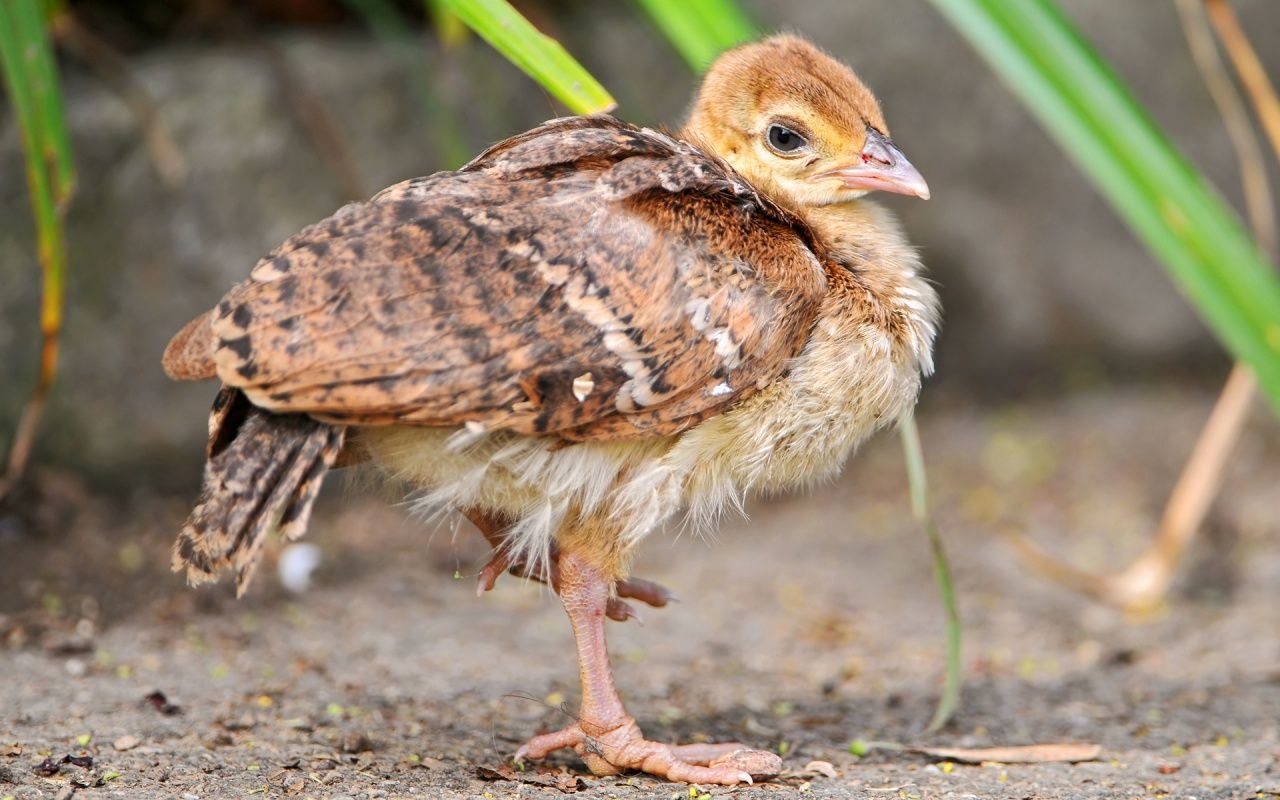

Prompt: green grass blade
[928,0,1280,413]
[634,0,757,71]
[3,0,73,205]
[3,1,67,202]
[16,0,72,203]
[438,0,615,114]
[0,0,72,360]
[0,0,74,491]
[900,412,963,733]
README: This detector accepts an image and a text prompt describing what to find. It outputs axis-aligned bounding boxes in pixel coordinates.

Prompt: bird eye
[766,124,807,154]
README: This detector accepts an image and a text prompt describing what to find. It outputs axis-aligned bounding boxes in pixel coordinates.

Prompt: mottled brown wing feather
[202,116,827,441]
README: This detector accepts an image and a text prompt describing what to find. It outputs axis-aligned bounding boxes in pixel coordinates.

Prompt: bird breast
[662,254,938,534]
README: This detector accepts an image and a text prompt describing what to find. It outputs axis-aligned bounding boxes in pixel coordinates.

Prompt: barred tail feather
[173,387,345,596]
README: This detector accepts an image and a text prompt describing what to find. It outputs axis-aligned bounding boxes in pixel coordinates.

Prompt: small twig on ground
[0,378,53,502]
[850,739,1101,764]
[1007,364,1255,606]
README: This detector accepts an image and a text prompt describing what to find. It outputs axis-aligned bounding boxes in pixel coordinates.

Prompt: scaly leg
[463,508,676,622]
[515,549,781,785]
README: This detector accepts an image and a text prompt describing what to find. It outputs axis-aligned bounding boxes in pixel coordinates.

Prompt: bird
[161,34,937,786]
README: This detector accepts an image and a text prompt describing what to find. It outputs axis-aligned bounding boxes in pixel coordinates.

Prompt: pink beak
[816,128,930,200]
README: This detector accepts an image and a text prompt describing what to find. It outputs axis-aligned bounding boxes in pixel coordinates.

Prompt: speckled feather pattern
[165,114,939,587]
[172,387,344,595]
[208,116,827,441]
[365,194,937,574]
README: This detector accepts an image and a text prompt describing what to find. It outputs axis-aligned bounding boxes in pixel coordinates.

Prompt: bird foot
[477,549,678,623]
[515,717,781,785]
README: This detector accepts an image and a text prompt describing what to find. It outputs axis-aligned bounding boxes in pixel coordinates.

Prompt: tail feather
[173,387,345,596]
[163,310,218,381]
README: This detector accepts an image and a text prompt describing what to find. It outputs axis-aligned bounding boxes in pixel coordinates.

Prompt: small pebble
[340,731,373,753]
[803,759,837,779]
[113,735,141,752]
[278,543,324,593]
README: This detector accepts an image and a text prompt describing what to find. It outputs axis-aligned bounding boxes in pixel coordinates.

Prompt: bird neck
[799,201,923,291]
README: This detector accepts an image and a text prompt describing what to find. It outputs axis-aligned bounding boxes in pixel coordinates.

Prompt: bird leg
[515,548,781,785]
[464,508,677,622]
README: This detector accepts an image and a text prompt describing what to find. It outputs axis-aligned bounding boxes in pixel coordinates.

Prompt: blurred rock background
[2,0,1279,489]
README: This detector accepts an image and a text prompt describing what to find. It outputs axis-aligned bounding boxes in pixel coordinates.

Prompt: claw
[616,575,679,607]
[606,598,642,624]
[476,551,510,596]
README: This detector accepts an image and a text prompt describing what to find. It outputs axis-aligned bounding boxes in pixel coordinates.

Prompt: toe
[516,721,777,786]
[615,575,678,607]
[708,748,783,782]
[476,552,511,595]
[667,742,750,764]
[630,741,777,785]
[652,758,755,786]
[606,597,642,623]
[515,726,583,761]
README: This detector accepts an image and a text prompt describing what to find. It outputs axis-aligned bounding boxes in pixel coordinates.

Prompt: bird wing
[201,116,827,441]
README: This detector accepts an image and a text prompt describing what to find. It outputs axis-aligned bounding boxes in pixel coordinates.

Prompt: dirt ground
[2,384,1278,799]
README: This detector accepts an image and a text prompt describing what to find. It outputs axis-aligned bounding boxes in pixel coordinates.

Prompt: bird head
[684,34,929,208]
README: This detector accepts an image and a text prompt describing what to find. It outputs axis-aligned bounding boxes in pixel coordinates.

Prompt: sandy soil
[2,384,1278,799]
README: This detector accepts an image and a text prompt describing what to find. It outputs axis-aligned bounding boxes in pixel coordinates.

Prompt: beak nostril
[821,128,929,199]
